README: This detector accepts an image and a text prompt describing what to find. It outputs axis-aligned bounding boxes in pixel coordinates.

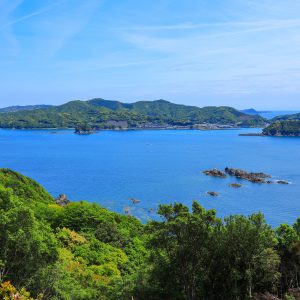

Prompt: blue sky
[1,0,300,109]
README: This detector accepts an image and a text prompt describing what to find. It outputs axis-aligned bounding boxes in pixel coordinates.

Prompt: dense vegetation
[0,99,266,129]
[0,105,52,113]
[2,169,300,299]
[272,113,300,122]
[263,120,300,136]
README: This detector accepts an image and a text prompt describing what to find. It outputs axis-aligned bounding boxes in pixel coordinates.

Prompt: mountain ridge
[0,104,53,113]
[0,98,266,129]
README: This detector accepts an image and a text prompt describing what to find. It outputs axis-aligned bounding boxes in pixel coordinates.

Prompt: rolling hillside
[0,98,266,129]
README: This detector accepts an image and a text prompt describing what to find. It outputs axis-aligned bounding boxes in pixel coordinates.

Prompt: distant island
[0,98,266,130]
[240,108,271,115]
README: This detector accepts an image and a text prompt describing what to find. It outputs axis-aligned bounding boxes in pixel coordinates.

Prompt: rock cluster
[202,167,289,185]
[225,168,271,184]
[55,194,70,206]
[203,169,227,178]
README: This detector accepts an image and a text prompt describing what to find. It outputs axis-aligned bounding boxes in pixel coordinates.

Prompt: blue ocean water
[0,128,299,226]
[259,111,300,119]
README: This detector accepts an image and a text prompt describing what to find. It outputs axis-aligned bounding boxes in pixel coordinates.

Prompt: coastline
[0,125,261,132]
[239,132,300,137]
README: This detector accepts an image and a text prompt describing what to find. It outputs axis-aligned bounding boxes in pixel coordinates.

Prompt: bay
[0,128,299,226]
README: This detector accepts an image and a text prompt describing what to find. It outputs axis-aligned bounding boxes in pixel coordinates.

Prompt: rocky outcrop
[203,167,289,186]
[129,198,141,204]
[207,191,219,196]
[277,180,289,184]
[229,183,242,188]
[203,169,227,178]
[55,194,70,206]
[225,168,271,183]
[74,124,94,134]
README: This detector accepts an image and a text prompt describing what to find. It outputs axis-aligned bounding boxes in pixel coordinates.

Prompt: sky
[0,0,300,109]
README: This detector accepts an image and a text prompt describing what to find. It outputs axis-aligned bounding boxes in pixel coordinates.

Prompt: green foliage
[272,112,300,122]
[0,98,266,129]
[0,169,53,206]
[0,281,39,300]
[74,123,94,134]
[135,203,280,300]
[0,184,58,288]
[263,121,300,136]
[0,169,146,299]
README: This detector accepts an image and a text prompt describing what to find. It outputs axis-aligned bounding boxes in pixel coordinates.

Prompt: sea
[0,110,299,226]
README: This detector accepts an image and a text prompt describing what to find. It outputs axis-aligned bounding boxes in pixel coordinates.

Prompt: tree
[209,214,280,300]
[276,224,300,293]
[143,202,219,300]
[0,187,58,288]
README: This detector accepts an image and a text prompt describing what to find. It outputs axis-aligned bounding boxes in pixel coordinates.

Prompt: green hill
[263,120,300,136]
[0,98,266,129]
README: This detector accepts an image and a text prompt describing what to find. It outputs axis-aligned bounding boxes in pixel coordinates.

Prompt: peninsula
[262,120,300,136]
[240,120,300,137]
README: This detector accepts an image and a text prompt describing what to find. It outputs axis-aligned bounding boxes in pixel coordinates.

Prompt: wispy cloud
[1,0,300,109]
[30,0,105,58]
[0,1,64,30]
[117,19,300,32]
[0,0,105,59]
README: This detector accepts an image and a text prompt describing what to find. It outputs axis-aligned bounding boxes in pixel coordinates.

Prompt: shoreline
[0,126,261,132]
[240,132,300,137]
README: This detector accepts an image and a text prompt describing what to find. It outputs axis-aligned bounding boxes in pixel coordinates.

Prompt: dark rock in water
[266,181,274,184]
[129,198,141,204]
[55,194,70,206]
[277,180,289,185]
[225,167,271,183]
[229,183,242,188]
[203,169,227,178]
[207,191,219,196]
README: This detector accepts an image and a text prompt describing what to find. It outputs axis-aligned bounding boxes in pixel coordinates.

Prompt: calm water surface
[0,128,299,226]
[259,110,300,119]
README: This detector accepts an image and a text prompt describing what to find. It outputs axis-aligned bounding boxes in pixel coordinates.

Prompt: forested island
[1,169,300,299]
[0,98,266,130]
[263,120,300,136]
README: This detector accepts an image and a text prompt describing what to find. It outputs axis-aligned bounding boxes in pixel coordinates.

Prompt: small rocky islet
[203,168,289,185]
[229,183,242,188]
[207,191,219,197]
